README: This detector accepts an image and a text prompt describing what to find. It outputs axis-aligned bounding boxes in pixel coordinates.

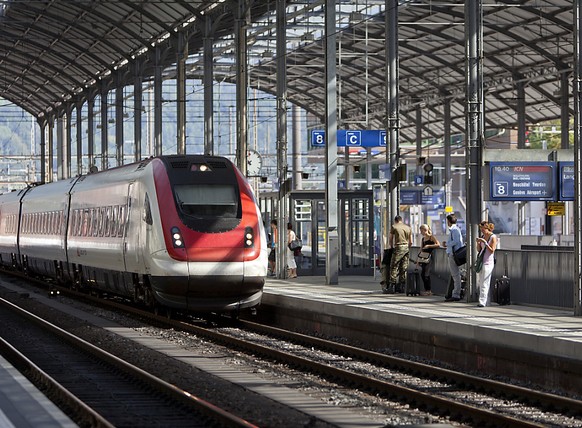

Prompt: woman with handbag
[286,222,298,278]
[417,224,440,296]
[475,221,498,307]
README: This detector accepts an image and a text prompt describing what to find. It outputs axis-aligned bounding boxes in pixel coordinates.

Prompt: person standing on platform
[387,215,412,293]
[443,214,464,302]
[417,224,440,296]
[476,221,497,307]
[286,222,298,278]
[268,219,277,276]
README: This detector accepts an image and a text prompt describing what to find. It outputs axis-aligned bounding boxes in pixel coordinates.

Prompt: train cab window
[143,194,153,225]
[174,184,238,218]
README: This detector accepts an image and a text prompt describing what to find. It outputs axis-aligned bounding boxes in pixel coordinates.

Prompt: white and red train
[0,155,268,313]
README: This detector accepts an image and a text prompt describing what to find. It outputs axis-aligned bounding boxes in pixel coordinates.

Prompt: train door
[123,182,142,275]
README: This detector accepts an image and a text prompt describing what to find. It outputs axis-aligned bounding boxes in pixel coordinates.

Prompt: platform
[0,354,77,428]
[260,274,582,395]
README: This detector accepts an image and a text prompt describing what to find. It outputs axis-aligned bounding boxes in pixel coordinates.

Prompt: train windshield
[174,184,238,218]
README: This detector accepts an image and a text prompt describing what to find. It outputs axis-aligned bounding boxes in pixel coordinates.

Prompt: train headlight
[190,163,212,172]
[244,226,254,248]
[171,226,185,248]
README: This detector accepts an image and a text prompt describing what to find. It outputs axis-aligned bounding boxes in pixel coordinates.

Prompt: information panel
[559,162,574,201]
[489,162,555,201]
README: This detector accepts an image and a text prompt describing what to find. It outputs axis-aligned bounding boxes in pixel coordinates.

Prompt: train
[0,155,268,314]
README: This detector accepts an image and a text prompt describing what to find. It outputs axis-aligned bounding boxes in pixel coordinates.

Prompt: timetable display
[489,162,555,201]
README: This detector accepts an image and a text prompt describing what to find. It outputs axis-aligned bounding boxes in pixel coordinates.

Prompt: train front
[149,156,268,313]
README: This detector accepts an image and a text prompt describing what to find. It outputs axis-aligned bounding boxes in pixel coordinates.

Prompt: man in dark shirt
[384,215,412,294]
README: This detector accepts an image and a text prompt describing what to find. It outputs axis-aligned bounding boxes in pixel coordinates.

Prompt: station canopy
[0,0,575,142]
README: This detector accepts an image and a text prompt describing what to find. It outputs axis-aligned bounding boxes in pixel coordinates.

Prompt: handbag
[453,245,467,266]
[288,237,302,250]
[417,251,431,264]
[474,250,484,273]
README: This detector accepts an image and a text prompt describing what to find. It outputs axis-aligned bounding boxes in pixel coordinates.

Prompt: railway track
[44,282,582,427]
[3,273,582,427]
[0,296,255,428]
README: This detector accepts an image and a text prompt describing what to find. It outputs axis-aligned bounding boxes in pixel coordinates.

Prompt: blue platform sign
[312,130,325,147]
[399,188,445,205]
[421,190,445,206]
[400,189,420,205]
[559,162,574,201]
[379,131,386,146]
[345,130,362,146]
[311,129,386,147]
[489,162,556,201]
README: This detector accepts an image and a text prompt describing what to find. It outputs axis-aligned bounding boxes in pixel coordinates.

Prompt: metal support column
[325,0,339,284]
[115,73,124,166]
[444,99,452,208]
[276,0,288,279]
[385,0,400,228]
[561,71,571,150]
[235,0,249,175]
[292,104,302,190]
[573,0,582,316]
[176,31,188,155]
[47,118,54,182]
[76,100,83,175]
[204,18,215,156]
[101,84,109,171]
[154,46,163,157]
[87,98,95,170]
[465,0,484,301]
[56,115,64,180]
[517,81,526,149]
[134,64,143,162]
[39,119,46,183]
[65,107,72,179]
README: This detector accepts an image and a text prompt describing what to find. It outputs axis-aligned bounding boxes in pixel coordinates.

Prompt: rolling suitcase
[493,253,511,305]
[406,268,421,296]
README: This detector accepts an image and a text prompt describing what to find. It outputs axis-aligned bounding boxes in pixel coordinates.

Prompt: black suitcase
[406,268,421,296]
[493,253,511,305]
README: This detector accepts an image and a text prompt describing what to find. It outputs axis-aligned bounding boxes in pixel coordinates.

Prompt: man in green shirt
[385,215,413,294]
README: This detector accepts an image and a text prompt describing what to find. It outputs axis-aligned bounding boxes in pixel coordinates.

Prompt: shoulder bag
[417,251,431,264]
[288,237,302,250]
[474,250,484,272]
[453,245,466,266]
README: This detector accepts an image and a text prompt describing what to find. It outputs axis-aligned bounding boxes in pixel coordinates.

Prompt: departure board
[489,162,556,201]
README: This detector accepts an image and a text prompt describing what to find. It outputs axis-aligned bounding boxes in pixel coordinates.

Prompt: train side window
[54,211,60,235]
[117,205,126,237]
[92,208,99,237]
[70,210,76,236]
[110,206,118,237]
[104,206,111,237]
[82,209,89,236]
[144,194,153,225]
[97,207,104,237]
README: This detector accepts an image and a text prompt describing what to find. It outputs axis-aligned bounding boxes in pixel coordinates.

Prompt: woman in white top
[476,221,497,307]
[286,222,298,278]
